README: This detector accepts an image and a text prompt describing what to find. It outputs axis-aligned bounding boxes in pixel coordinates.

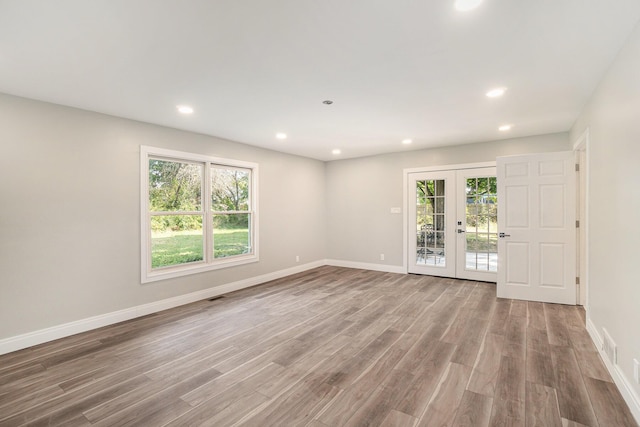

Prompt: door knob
[457,229,465,234]
[499,232,511,238]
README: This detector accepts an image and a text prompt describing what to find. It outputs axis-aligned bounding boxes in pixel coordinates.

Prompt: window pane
[213,214,251,258]
[211,167,250,211]
[149,159,202,211]
[151,215,203,268]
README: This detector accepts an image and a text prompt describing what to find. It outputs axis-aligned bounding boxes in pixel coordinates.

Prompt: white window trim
[141,145,259,283]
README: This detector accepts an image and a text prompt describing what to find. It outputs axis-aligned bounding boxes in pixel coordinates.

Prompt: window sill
[142,254,259,283]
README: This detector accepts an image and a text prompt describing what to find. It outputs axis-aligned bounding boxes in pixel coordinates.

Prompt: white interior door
[456,168,498,282]
[408,171,456,277]
[497,151,576,304]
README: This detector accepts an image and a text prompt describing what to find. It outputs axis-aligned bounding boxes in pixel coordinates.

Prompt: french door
[408,170,457,277]
[408,167,497,282]
[457,168,499,282]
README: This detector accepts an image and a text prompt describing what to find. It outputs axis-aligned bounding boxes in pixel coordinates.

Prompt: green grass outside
[151,228,249,268]
[465,217,498,252]
[466,233,498,252]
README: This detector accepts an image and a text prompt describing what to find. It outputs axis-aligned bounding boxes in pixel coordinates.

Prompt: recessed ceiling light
[455,0,483,12]
[332,149,341,155]
[486,87,507,98]
[402,139,413,145]
[176,105,194,114]
[499,124,512,131]
[323,100,333,105]
[276,132,287,140]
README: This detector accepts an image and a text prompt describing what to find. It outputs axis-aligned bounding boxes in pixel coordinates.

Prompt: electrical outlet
[634,359,639,384]
[380,254,385,261]
[295,255,300,263]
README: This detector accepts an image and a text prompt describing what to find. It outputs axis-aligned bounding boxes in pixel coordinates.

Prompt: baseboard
[586,317,640,424]
[325,259,405,274]
[0,260,325,356]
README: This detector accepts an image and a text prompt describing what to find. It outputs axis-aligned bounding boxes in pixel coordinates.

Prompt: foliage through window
[210,166,252,259]
[141,146,258,282]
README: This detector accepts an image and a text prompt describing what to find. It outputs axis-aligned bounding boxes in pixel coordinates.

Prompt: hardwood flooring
[0,266,636,426]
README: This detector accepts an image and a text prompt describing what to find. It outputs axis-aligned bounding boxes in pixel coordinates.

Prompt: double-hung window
[141,146,258,282]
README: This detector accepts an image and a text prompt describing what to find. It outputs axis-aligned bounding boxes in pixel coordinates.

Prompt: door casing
[573,129,590,307]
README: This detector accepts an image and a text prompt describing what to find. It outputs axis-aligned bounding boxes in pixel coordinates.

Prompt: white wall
[0,92,570,346]
[570,19,640,410]
[325,133,570,267]
[0,93,326,341]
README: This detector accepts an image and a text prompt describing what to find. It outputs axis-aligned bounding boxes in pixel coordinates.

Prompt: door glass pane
[416,179,446,267]
[465,235,477,269]
[477,178,488,195]
[417,181,427,205]
[427,198,435,213]
[466,178,477,196]
[465,175,498,272]
[488,203,497,232]
[425,203,434,215]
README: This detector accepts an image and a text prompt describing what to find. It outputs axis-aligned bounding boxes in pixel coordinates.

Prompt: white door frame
[573,128,590,307]
[403,161,496,274]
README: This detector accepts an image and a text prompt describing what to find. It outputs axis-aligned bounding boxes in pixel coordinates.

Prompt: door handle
[457,229,465,234]
[499,232,511,238]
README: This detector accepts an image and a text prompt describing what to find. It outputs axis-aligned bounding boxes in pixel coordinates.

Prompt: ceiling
[1,1,639,161]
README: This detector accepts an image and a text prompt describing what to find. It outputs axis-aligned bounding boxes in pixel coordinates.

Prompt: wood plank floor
[0,266,636,427]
